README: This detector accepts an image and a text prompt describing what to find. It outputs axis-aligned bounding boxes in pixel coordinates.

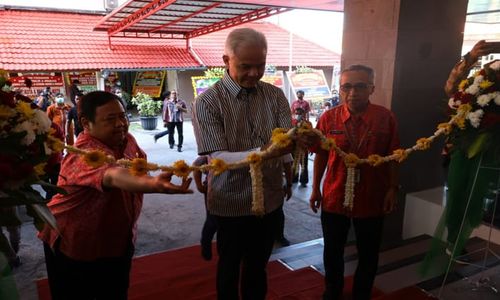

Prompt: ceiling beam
[150,2,222,33]
[186,6,291,39]
[107,0,176,36]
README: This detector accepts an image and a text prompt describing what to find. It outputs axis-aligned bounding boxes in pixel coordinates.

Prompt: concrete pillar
[342,0,469,241]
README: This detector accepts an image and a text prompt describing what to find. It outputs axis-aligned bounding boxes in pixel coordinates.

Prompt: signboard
[286,69,331,102]
[191,76,221,98]
[65,71,97,93]
[132,71,166,98]
[9,72,64,99]
[261,70,284,89]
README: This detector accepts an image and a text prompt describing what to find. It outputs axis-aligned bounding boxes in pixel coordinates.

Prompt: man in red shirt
[290,90,311,121]
[310,65,399,300]
[39,91,192,300]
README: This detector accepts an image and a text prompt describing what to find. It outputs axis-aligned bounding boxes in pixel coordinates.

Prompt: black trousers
[154,129,169,140]
[321,212,384,300]
[167,122,183,148]
[43,242,133,300]
[215,208,281,300]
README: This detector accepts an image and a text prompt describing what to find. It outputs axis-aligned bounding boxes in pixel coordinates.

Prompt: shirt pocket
[327,129,348,150]
[366,129,391,154]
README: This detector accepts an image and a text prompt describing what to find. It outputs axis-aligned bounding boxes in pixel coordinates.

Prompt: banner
[65,71,97,93]
[8,73,64,99]
[191,76,221,98]
[132,71,166,98]
[261,70,284,89]
[286,69,331,103]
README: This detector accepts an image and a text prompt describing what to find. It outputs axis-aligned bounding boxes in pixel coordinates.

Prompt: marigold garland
[51,101,471,215]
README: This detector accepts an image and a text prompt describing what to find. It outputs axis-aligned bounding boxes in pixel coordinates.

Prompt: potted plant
[131,92,162,130]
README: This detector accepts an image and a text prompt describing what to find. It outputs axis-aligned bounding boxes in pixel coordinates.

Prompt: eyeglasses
[340,83,373,92]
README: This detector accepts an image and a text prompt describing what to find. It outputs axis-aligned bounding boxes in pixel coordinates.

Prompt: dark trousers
[215,208,281,300]
[167,122,183,148]
[321,212,384,300]
[44,163,61,201]
[43,242,133,300]
[154,129,169,140]
[276,204,286,240]
[202,194,217,245]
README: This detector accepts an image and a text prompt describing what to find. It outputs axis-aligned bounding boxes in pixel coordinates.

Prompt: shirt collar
[340,102,372,123]
[221,70,258,99]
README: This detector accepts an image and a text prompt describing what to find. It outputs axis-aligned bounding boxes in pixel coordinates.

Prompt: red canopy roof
[0,9,339,71]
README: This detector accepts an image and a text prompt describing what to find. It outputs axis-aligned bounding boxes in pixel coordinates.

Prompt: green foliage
[131,92,162,117]
[295,65,315,74]
[120,91,132,109]
[204,67,225,78]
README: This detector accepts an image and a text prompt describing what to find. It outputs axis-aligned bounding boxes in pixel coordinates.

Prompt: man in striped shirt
[192,28,294,300]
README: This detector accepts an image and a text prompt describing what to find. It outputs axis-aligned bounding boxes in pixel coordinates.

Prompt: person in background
[0,207,21,269]
[290,90,311,121]
[69,79,83,106]
[154,91,171,143]
[192,155,217,261]
[192,27,300,300]
[166,90,187,152]
[47,93,73,145]
[66,94,83,144]
[291,107,312,188]
[38,91,193,300]
[310,64,399,300]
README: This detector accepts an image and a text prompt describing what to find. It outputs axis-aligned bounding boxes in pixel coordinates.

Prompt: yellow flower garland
[52,103,470,215]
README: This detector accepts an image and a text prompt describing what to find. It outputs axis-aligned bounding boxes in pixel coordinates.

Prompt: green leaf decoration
[467,132,491,158]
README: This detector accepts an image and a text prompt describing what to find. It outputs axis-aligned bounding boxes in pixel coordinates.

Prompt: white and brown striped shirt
[192,72,292,217]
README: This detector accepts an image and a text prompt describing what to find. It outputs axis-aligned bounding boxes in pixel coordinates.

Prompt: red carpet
[37,244,390,299]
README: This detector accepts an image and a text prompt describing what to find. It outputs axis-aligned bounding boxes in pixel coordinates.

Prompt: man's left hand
[383,187,398,214]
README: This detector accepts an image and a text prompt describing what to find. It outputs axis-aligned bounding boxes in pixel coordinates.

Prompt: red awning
[0,9,340,71]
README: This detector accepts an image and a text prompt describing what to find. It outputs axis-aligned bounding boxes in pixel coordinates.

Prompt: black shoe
[154,135,159,143]
[299,183,307,188]
[169,144,174,149]
[201,242,212,261]
[277,237,290,247]
[177,147,182,152]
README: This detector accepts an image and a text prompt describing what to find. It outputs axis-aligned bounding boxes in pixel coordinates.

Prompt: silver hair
[341,64,375,83]
[224,28,267,56]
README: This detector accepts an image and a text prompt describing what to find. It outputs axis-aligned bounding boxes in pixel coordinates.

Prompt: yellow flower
[210,158,228,175]
[457,103,472,115]
[344,153,359,168]
[271,133,292,148]
[46,135,65,153]
[0,105,15,120]
[437,122,452,135]
[247,152,262,164]
[321,138,336,151]
[82,150,108,168]
[272,128,287,136]
[392,149,408,163]
[130,158,149,176]
[479,80,493,89]
[16,101,35,120]
[455,116,466,129]
[367,154,384,167]
[34,163,47,176]
[172,160,191,178]
[458,79,468,91]
[415,137,431,150]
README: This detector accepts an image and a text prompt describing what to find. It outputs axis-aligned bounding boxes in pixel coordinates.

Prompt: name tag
[329,130,344,135]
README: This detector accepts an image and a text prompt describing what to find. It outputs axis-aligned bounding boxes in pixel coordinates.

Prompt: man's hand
[383,187,398,214]
[154,172,193,194]
[163,122,168,128]
[309,189,322,213]
[295,130,321,150]
[469,40,500,61]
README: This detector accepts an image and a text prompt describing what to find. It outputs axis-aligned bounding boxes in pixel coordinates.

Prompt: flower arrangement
[447,60,500,157]
[131,92,162,117]
[0,88,61,229]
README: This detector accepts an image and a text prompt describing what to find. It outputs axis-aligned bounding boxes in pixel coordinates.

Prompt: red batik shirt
[314,103,399,218]
[39,132,146,261]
